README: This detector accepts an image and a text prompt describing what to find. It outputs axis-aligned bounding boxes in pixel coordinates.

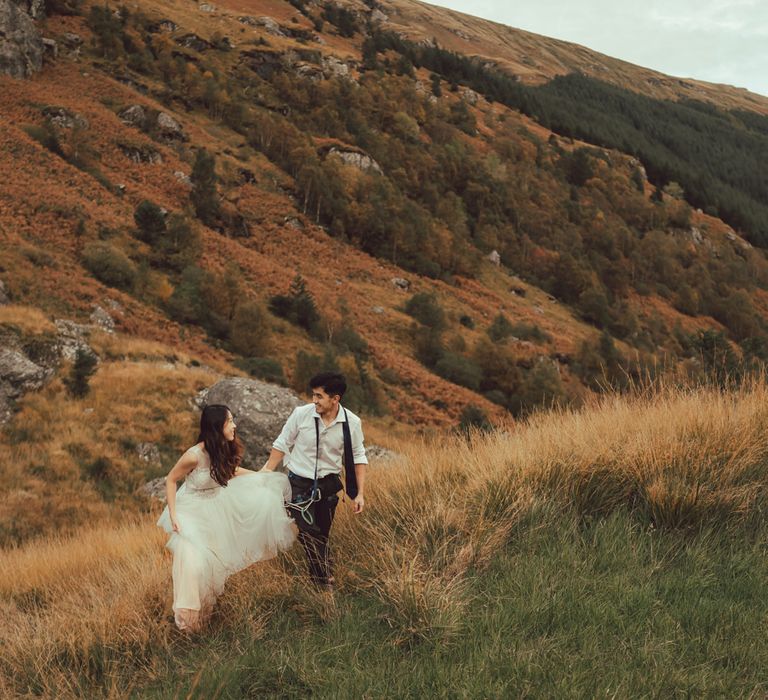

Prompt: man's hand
[352,493,365,514]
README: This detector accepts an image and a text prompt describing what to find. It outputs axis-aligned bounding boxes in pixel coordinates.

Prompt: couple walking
[157,372,367,631]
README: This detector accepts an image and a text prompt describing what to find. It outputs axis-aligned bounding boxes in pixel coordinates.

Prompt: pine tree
[65,349,98,398]
[190,149,220,226]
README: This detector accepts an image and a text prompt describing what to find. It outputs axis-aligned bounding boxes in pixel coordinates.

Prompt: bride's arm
[165,450,198,532]
[233,466,257,476]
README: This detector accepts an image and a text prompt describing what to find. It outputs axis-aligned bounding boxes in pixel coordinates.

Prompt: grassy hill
[3,380,768,696]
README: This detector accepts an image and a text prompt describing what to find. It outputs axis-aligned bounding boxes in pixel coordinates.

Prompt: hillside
[1,0,768,546]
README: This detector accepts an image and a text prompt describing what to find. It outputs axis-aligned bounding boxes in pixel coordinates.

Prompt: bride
[157,404,296,631]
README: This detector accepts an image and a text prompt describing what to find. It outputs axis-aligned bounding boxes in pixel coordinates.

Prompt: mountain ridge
[374,0,768,113]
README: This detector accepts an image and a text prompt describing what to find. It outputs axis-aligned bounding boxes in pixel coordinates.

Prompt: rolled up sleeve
[273,407,300,455]
[351,419,368,465]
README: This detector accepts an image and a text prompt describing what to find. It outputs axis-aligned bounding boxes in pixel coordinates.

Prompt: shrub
[64,348,98,398]
[23,123,63,156]
[435,352,482,391]
[458,404,492,434]
[404,292,445,329]
[509,322,551,344]
[80,242,137,291]
[413,326,444,368]
[487,313,514,342]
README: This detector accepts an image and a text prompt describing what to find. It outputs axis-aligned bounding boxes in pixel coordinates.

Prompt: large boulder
[0,346,50,424]
[195,378,304,468]
[0,0,43,78]
[11,0,44,19]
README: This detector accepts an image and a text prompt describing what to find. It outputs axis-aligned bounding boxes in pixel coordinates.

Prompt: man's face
[311,386,339,416]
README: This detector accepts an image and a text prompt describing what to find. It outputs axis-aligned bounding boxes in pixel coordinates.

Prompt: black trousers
[288,471,342,584]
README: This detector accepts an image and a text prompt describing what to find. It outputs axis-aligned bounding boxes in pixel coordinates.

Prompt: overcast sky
[430,0,768,97]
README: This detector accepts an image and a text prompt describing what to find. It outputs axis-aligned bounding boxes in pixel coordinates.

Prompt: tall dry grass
[0,359,219,545]
[4,379,768,695]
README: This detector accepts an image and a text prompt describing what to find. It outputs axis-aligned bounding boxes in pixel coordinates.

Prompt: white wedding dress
[157,444,296,630]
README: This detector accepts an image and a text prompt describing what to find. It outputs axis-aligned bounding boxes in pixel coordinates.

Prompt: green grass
[136,510,768,699]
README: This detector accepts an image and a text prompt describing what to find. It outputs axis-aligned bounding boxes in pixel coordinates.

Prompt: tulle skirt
[157,471,296,630]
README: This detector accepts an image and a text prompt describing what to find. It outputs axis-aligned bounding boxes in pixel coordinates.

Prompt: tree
[155,214,202,272]
[134,200,166,244]
[230,300,270,356]
[269,275,323,337]
[64,348,98,398]
[190,148,220,226]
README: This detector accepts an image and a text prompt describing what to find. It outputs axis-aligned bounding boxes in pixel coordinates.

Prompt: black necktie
[341,407,358,499]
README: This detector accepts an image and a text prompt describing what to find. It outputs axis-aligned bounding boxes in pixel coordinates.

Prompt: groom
[261,372,367,590]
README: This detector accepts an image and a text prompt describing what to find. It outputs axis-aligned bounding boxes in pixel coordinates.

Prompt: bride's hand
[171,516,181,533]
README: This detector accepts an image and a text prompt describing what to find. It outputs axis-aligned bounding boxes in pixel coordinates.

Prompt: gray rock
[41,36,56,58]
[156,111,186,141]
[199,3,215,12]
[62,32,83,48]
[54,319,94,361]
[42,105,88,129]
[244,16,285,36]
[461,87,480,105]
[371,306,385,314]
[119,104,147,128]
[195,377,304,468]
[390,277,410,291]
[366,444,402,465]
[0,0,43,79]
[148,19,177,33]
[284,216,305,231]
[176,33,212,52]
[327,147,382,175]
[690,226,703,245]
[118,142,162,164]
[295,62,323,81]
[369,8,388,23]
[136,477,166,503]
[488,250,501,266]
[89,305,115,333]
[0,279,8,305]
[137,441,162,470]
[321,55,350,79]
[174,170,192,187]
[0,347,48,395]
[12,0,45,19]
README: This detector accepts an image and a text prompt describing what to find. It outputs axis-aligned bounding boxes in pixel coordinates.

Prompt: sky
[430,0,768,98]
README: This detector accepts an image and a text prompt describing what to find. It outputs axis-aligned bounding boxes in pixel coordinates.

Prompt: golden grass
[0,360,220,545]
[0,304,56,336]
[5,379,768,695]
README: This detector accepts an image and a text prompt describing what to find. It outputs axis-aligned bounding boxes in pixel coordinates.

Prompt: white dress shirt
[272,403,368,479]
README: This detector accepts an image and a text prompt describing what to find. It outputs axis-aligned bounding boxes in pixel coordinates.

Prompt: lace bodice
[184,445,220,494]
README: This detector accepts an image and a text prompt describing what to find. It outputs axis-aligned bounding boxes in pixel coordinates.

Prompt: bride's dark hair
[198,404,242,486]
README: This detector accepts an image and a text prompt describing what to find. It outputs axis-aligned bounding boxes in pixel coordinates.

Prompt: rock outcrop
[0,0,43,79]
